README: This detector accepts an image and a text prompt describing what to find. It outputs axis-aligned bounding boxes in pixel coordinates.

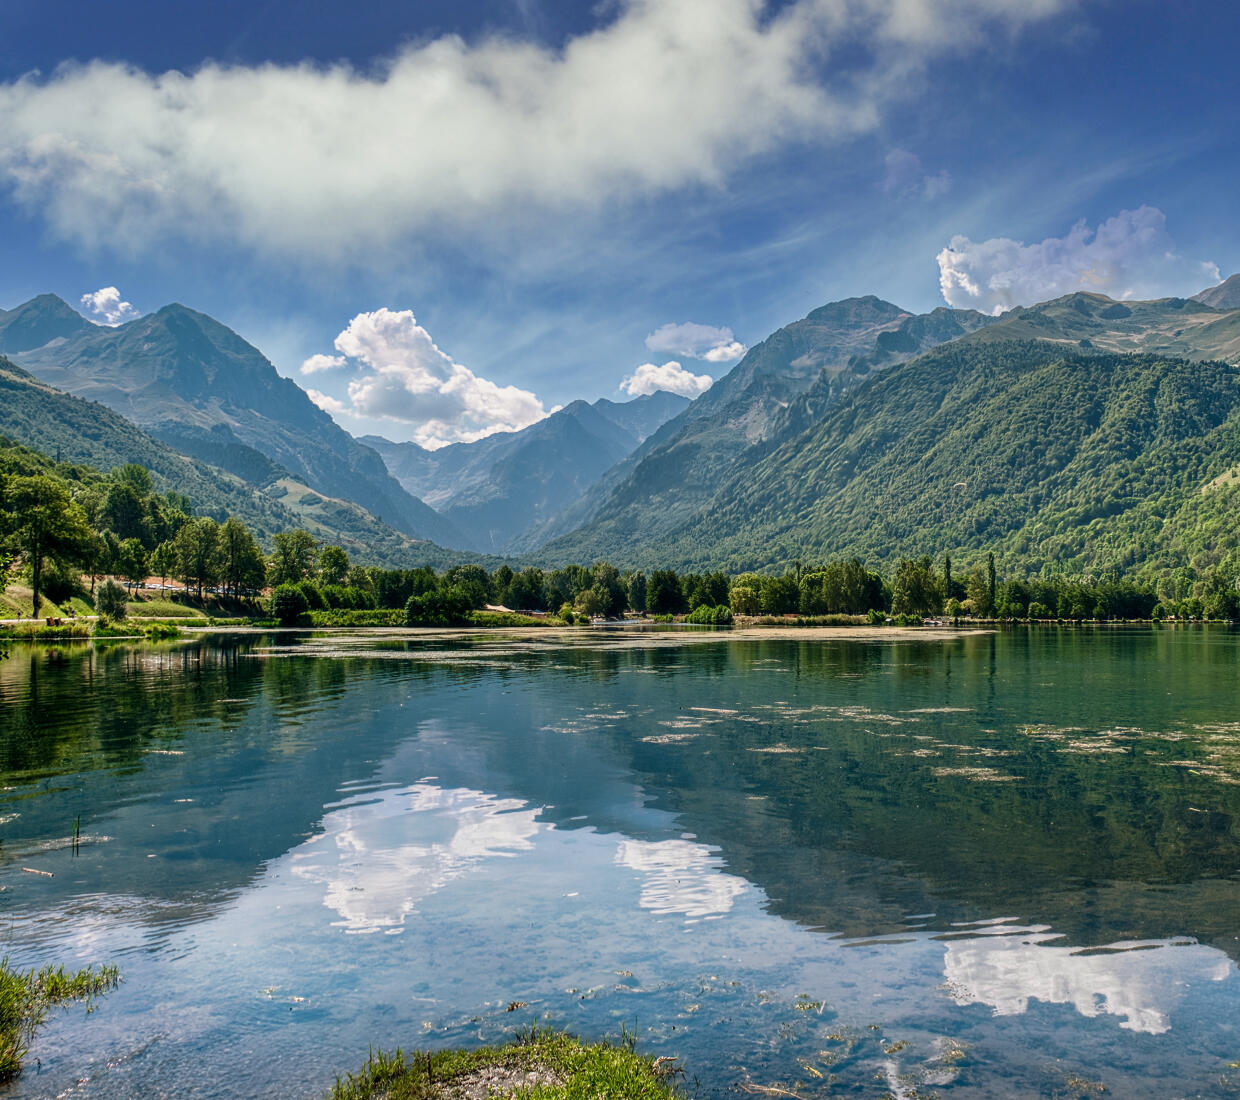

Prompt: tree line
[2,443,1236,623]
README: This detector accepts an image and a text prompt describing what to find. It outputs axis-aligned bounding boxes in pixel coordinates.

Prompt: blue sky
[1,0,1237,447]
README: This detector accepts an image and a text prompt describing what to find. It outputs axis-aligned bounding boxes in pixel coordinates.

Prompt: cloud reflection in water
[290,783,542,934]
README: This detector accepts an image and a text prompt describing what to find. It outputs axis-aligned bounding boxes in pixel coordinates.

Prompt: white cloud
[305,388,348,416]
[312,308,550,448]
[703,340,748,363]
[79,286,138,325]
[300,353,346,375]
[937,206,1221,315]
[645,321,746,362]
[0,0,1075,257]
[620,359,713,399]
[882,148,951,200]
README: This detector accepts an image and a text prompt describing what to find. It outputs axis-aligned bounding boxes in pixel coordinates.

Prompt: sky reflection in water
[3,628,1240,1098]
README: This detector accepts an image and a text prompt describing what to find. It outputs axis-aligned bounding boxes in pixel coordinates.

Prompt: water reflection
[4,628,1240,1098]
[942,927,1231,1034]
[290,782,543,934]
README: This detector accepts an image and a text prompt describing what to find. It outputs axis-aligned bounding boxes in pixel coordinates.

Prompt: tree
[219,518,265,597]
[647,570,686,615]
[626,571,647,614]
[174,517,221,599]
[318,545,350,587]
[506,568,547,611]
[117,538,149,592]
[892,556,942,617]
[590,562,627,618]
[100,482,151,546]
[444,564,491,608]
[270,583,309,625]
[151,541,177,588]
[730,584,760,615]
[8,476,91,617]
[95,579,128,620]
[268,529,319,587]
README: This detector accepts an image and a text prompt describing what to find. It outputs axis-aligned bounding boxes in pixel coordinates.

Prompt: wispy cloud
[0,0,1076,258]
[937,206,1219,314]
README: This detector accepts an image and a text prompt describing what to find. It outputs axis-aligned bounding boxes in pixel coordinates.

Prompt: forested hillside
[554,342,1240,588]
[0,356,473,569]
[1,295,468,549]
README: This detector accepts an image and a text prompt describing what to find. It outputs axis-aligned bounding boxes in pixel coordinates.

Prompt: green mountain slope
[1,296,469,549]
[615,341,1240,579]
[535,298,994,558]
[0,355,471,568]
[364,390,688,553]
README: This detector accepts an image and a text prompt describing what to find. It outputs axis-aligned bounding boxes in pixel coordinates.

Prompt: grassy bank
[329,1030,681,1100]
[0,960,118,1080]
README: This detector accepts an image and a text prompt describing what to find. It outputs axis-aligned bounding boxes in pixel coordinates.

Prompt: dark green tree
[174,516,222,600]
[318,545,350,587]
[220,518,265,597]
[269,529,319,586]
[8,476,91,617]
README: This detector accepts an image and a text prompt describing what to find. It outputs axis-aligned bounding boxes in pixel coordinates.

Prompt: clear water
[3,627,1240,1098]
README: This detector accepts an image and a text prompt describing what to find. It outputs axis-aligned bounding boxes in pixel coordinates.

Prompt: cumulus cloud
[0,0,1075,256]
[300,353,346,374]
[937,206,1221,315]
[620,360,713,399]
[645,321,746,362]
[882,148,951,199]
[79,286,138,325]
[305,388,348,416]
[310,308,550,448]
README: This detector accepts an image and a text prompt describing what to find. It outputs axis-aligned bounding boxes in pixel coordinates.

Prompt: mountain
[0,354,474,568]
[533,297,995,560]
[362,390,688,553]
[1194,274,1240,311]
[958,290,1240,362]
[0,296,469,549]
[562,340,1240,579]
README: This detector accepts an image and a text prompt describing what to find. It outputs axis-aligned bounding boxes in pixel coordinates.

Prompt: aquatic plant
[0,959,119,1079]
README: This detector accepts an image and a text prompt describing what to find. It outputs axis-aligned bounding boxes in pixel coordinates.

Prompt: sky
[0,0,1237,447]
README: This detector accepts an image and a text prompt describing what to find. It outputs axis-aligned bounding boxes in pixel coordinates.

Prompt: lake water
[3,626,1240,1099]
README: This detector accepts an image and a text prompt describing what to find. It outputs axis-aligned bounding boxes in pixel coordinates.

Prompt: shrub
[95,580,128,621]
[685,604,733,625]
[270,583,310,625]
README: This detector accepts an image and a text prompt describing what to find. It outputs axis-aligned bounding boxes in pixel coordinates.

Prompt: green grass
[125,598,208,619]
[0,959,118,1080]
[465,610,560,628]
[0,621,92,640]
[329,1029,682,1100]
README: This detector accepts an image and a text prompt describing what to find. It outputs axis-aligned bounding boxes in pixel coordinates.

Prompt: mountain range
[361,390,687,553]
[2,273,1239,581]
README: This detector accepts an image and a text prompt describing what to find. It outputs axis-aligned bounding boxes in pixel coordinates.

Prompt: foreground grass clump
[0,959,119,1079]
[329,1029,682,1100]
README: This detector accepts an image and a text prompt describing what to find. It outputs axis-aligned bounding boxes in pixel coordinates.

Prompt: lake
[3,625,1240,1098]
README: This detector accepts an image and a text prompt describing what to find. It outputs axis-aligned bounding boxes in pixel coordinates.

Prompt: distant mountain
[534,296,995,560]
[632,340,1240,578]
[364,390,688,553]
[0,355,472,567]
[1194,274,1240,311]
[1,296,469,550]
[957,291,1240,362]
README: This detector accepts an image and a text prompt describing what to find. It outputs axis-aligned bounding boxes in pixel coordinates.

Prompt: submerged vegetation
[329,1029,682,1100]
[0,959,118,1080]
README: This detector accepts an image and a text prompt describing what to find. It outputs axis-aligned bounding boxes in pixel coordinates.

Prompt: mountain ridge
[1,296,470,550]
